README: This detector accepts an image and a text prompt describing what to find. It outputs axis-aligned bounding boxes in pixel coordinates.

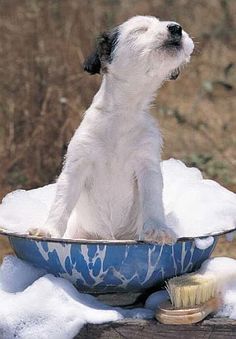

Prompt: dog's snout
[167,24,182,37]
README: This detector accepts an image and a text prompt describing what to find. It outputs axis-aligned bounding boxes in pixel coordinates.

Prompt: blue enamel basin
[0,229,226,294]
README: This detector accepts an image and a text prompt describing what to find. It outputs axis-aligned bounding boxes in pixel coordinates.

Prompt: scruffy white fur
[30,16,194,242]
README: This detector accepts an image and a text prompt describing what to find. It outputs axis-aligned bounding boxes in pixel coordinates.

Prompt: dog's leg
[29,157,89,238]
[137,165,176,244]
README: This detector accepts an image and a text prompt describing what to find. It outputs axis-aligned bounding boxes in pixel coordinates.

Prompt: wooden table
[76,293,236,338]
[77,318,236,338]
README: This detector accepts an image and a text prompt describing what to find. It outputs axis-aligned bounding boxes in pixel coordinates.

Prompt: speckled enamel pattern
[8,236,217,293]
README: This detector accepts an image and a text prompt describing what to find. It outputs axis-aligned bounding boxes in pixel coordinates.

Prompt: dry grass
[0,0,235,259]
[214,237,236,259]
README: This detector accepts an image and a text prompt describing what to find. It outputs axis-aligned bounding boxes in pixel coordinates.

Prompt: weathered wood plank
[76,318,236,339]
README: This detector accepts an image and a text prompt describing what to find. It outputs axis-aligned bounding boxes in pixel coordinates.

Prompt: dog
[29,16,194,242]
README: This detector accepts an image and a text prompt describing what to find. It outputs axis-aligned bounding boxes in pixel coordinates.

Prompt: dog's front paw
[142,220,177,244]
[28,227,60,238]
[155,227,177,244]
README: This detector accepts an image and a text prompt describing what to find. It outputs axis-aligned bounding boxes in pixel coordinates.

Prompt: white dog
[30,16,194,242]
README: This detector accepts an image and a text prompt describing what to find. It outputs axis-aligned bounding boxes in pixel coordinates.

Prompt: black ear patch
[83,50,101,75]
[84,28,119,75]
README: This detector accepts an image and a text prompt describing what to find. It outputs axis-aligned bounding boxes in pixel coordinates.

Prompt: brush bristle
[166,273,217,308]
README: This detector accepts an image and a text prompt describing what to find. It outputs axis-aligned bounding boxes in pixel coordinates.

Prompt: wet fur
[30,16,194,241]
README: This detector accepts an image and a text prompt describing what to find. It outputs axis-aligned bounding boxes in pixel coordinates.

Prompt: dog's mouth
[169,67,180,80]
[162,38,182,50]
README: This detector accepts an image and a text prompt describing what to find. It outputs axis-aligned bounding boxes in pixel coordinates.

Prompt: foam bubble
[198,257,236,319]
[194,236,214,250]
[0,255,45,292]
[0,256,153,338]
[1,159,236,243]
[0,184,56,233]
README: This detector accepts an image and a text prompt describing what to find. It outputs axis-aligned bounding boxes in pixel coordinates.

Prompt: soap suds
[199,257,236,319]
[162,160,236,238]
[0,184,56,234]
[0,159,235,240]
[0,256,153,339]
[194,236,214,250]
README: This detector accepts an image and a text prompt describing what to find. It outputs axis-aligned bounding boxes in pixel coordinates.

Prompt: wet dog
[30,16,194,242]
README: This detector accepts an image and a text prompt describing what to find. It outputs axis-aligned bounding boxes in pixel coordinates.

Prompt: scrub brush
[156,271,222,324]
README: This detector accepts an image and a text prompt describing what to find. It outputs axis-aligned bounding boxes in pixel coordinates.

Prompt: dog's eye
[130,27,148,35]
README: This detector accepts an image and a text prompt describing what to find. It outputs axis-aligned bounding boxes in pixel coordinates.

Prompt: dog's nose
[167,24,182,37]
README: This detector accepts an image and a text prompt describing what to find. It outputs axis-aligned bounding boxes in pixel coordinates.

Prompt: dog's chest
[81,112,160,188]
[95,132,136,186]
[94,116,152,164]
[74,112,160,234]
[85,120,140,199]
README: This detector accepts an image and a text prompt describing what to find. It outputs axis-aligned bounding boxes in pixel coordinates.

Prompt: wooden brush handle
[156,298,220,325]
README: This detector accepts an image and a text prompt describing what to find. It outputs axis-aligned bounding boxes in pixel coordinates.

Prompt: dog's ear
[84,29,119,75]
[83,50,101,75]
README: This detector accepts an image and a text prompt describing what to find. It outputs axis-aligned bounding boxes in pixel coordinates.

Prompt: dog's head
[84,16,194,83]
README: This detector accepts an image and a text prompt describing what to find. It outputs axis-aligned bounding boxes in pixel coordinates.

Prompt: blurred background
[0,0,235,259]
